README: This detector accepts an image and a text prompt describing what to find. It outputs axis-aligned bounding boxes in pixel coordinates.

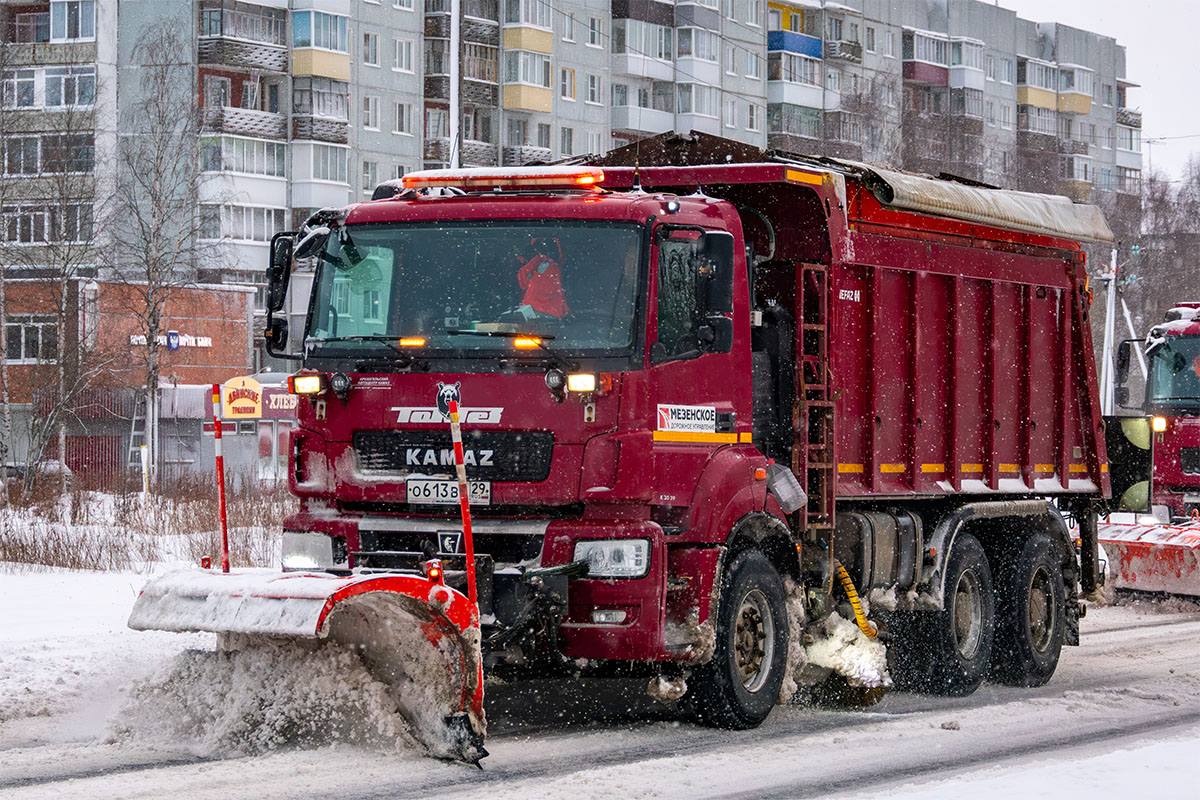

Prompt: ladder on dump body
[127,392,146,471]
[795,263,835,540]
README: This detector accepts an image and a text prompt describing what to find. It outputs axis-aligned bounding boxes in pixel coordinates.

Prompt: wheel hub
[1027,565,1055,652]
[734,589,775,692]
[952,569,984,659]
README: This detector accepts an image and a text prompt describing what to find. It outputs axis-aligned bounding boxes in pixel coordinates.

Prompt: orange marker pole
[447,399,478,606]
[211,384,230,573]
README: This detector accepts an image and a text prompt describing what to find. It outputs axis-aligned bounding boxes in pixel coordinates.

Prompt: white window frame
[393,102,413,135]
[362,31,380,67]
[362,95,380,130]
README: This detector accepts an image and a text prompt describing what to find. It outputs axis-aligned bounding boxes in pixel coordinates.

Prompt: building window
[612,19,673,62]
[392,38,414,72]
[394,0,414,9]
[292,77,349,119]
[1001,58,1015,84]
[362,31,380,66]
[586,74,600,104]
[1001,103,1013,130]
[44,66,95,107]
[200,204,286,242]
[560,67,575,99]
[724,44,736,75]
[747,103,760,131]
[1017,59,1056,91]
[676,83,717,117]
[292,11,349,52]
[506,117,528,145]
[746,0,761,27]
[201,136,285,177]
[504,0,551,29]
[536,122,551,149]
[426,107,448,139]
[394,103,413,134]
[587,16,601,46]
[865,27,876,52]
[769,52,821,86]
[1116,125,1140,152]
[985,54,995,81]
[1,70,36,109]
[677,28,718,62]
[42,134,94,173]
[503,50,551,88]
[560,126,573,156]
[50,1,94,42]
[985,100,996,126]
[391,164,407,181]
[827,16,842,41]
[362,95,380,129]
[464,44,497,82]
[905,31,949,65]
[311,144,350,183]
[4,316,57,363]
[4,138,39,175]
[612,83,628,106]
[587,131,602,154]
[746,51,760,79]
[562,13,575,42]
[724,98,736,128]
[362,160,378,193]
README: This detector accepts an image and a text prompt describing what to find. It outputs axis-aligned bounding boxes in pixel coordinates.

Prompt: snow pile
[778,578,808,703]
[805,612,891,689]
[110,640,420,757]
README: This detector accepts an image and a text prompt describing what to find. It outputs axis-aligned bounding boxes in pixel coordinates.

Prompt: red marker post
[446,399,478,607]
[211,384,230,573]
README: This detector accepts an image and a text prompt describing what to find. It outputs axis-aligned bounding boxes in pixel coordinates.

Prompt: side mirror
[1115,339,1131,384]
[264,317,288,352]
[1114,386,1130,407]
[267,233,294,313]
[698,231,735,314]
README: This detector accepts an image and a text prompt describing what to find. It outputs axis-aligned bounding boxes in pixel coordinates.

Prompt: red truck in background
[131,133,1115,761]
[1099,304,1200,594]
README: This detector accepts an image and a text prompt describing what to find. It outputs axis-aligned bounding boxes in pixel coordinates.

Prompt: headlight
[289,374,326,395]
[282,532,336,570]
[573,539,650,578]
[1152,416,1168,432]
[567,373,596,393]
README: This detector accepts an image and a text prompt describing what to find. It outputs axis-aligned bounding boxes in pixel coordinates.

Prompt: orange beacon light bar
[402,166,604,190]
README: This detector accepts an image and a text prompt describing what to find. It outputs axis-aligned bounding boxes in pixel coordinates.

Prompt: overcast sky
[997,0,1195,181]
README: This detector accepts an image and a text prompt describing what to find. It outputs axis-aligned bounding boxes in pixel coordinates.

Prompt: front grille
[353,430,554,481]
[357,529,542,566]
[1180,447,1200,475]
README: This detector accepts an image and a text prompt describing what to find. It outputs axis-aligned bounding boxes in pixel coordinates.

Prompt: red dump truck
[1100,303,1200,594]
[131,133,1113,762]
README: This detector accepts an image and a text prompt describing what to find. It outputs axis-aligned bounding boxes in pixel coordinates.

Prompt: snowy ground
[2,566,1200,799]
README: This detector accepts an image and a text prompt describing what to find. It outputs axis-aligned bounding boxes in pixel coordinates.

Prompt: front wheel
[688,550,789,729]
[990,533,1066,686]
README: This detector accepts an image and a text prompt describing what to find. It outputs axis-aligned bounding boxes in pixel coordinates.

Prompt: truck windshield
[1148,336,1200,406]
[306,221,643,355]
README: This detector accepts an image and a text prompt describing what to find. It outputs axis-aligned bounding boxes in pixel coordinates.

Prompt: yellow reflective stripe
[838,463,864,473]
[880,463,906,473]
[739,431,754,443]
[920,463,945,473]
[652,431,739,444]
[1034,463,1054,473]
[1069,464,1088,473]
[999,463,1020,473]
[786,168,824,186]
[961,463,984,473]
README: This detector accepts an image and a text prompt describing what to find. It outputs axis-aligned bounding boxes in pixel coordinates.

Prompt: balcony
[425,137,498,166]
[1117,107,1142,128]
[1057,138,1089,155]
[198,37,287,73]
[826,40,862,63]
[502,145,552,166]
[1,40,96,66]
[766,30,822,59]
[611,105,674,136]
[202,106,287,140]
[292,115,349,144]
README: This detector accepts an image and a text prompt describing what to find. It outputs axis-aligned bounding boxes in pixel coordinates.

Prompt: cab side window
[654,232,701,360]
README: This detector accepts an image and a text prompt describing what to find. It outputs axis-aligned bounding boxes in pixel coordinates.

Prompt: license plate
[405,478,491,506]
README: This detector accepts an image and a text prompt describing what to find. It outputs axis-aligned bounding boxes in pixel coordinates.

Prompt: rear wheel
[990,533,1065,686]
[689,550,788,729]
[891,533,995,696]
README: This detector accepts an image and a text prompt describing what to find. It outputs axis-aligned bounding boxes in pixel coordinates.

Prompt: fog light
[1152,416,1168,432]
[289,374,326,395]
[545,368,567,392]
[567,373,596,393]
[329,372,352,398]
[591,609,627,624]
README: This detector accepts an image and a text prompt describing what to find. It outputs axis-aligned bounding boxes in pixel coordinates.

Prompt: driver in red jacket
[516,237,569,318]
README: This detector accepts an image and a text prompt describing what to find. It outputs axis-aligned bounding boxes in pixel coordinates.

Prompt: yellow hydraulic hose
[833,560,879,640]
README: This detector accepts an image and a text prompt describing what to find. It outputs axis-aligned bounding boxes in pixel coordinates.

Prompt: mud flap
[1098,520,1200,597]
[129,569,486,764]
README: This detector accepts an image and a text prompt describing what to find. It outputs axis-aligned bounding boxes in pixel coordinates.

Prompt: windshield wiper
[307,336,413,363]
[444,328,578,372]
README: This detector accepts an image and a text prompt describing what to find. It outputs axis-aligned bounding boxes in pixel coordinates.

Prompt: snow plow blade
[129,569,486,764]
[1098,519,1200,596]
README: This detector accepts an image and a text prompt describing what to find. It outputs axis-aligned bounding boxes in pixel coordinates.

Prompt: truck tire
[891,533,994,696]
[689,549,788,729]
[989,533,1065,687]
